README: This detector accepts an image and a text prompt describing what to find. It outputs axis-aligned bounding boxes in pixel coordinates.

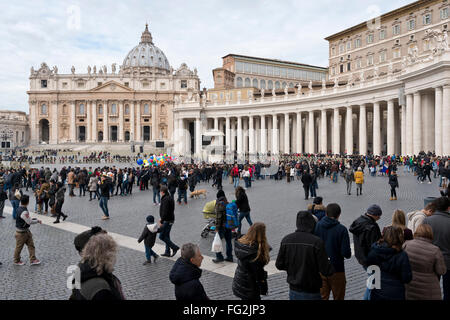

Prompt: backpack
[225,202,239,229]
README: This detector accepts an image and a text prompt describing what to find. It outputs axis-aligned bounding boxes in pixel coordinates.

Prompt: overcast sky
[0,0,413,112]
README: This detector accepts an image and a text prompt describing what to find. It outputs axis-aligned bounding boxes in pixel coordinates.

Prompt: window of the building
[423,39,431,51]
[251,63,258,74]
[423,13,432,25]
[331,66,335,75]
[273,67,280,76]
[245,78,251,87]
[144,103,149,114]
[266,65,273,76]
[220,93,224,100]
[355,38,361,48]
[77,82,84,88]
[393,24,401,35]
[181,80,187,88]
[295,69,300,79]
[79,104,85,115]
[393,48,401,59]
[62,82,68,88]
[282,81,287,88]
[124,82,129,87]
[260,79,266,89]
[244,63,251,73]
[379,51,386,63]
[258,64,266,75]
[41,104,47,114]
[41,80,47,88]
[236,77,243,87]
[379,29,386,40]
[408,19,415,30]
[287,68,294,78]
[340,64,344,73]
[268,80,273,89]
[331,47,336,55]
[347,62,351,72]
[111,103,117,114]
[339,43,345,54]
[367,54,374,66]
[367,34,374,44]
[125,105,130,115]
[280,68,287,78]
[236,61,244,72]
[356,59,362,69]
[98,105,103,114]
[275,81,281,89]
[142,82,149,88]
[252,79,258,88]
[97,82,102,86]
[346,41,351,50]
[441,8,449,19]
[160,82,166,89]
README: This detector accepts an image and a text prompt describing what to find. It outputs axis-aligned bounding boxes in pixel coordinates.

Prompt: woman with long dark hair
[232,222,270,300]
[235,186,253,236]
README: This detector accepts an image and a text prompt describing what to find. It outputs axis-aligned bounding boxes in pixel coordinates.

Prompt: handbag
[211,232,223,253]
[14,189,21,200]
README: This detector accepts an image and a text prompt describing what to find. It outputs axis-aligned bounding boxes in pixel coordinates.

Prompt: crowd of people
[0,151,449,301]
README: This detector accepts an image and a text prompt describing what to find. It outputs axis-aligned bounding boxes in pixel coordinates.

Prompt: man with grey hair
[169,243,209,300]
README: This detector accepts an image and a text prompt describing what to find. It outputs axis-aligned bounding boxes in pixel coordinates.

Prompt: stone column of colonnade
[91,101,97,142]
[442,85,450,156]
[86,101,91,142]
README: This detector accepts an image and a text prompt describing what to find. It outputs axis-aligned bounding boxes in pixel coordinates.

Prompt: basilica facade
[27,24,200,150]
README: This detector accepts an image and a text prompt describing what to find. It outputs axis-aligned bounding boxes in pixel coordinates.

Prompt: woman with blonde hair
[232,222,270,300]
[70,233,125,300]
[392,209,413,240]
[403,224,447,300]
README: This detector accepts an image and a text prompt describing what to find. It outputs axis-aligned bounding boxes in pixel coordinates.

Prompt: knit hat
[74,226,106,253]
[313,196,323,205]
[216,190,225,198]
[146,215,155,224]
[367,204,382,217]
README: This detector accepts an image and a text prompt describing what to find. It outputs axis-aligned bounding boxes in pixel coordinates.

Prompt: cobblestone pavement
[0,168,442,300]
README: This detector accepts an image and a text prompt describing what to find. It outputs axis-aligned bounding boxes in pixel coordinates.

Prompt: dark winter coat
[307,204,326,221]
[301,173,313,187]
[160,193,175,222]
[169,258,209,301]
[349,214,382,268]
[235,192,250,213]
[424,211,450,269]
[389,175,399,188]
[215,196,228,228]
[232,240,267,300]
[137,224,160,248]
[314,216,352,273]
[366,242,412,300]
[275,211,334,293]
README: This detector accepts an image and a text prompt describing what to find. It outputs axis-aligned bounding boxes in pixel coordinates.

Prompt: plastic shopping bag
[211,232,223,253]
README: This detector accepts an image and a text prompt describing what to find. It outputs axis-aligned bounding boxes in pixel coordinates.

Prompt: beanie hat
[74,226,105,253]
[313,196,323,205]
[216,190,225,198]
[367,204,382,217]
[146,215,155,224]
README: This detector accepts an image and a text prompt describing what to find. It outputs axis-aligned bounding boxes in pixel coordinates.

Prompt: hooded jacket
[424,211,450,269]
[215,196,228,228]
[160,193,175,222]
[307,204,326,221]
[366,242,412,300]
[406,210,427,234]
[169,258,209,301]
[349,214,382,268]
[275,212,334,293]
[314,216,351,272]
[137,223,160,248]
[232,240,267,300]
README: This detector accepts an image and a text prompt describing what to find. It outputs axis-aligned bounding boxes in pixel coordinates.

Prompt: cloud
[0,0,412,112]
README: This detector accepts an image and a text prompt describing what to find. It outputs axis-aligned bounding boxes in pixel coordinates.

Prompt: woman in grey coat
[403,224,447,300]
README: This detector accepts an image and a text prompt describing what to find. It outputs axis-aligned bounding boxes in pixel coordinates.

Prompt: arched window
[252,79,258,88]
[236,77,243,87]
[289,82,294,88]
[244,78,251,87]
[260,79,266,89]
[125,104,130,115]
[111,103,117,114]
[160,104,165,114]
[124,131,130,142]
[144,103,150,114]
[282,82,287,88]
[79,103,85,115]
[98,131,103,142]
[98,105,103,114]
[41,104,47,115]
[275,81,281,89]
[268,80,273,89]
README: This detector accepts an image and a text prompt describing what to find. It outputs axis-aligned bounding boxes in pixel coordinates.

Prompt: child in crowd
[137,215,160,265]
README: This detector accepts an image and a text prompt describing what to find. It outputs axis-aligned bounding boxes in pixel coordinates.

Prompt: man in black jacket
[301,171,313,200]
[159,186,179,257]
[276,211,334,300]
[169,243,209,300]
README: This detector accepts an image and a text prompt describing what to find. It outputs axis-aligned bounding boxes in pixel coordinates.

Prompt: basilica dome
[122,24,170,71]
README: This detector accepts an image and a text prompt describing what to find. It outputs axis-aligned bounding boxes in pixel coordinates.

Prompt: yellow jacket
[354,171,364,184]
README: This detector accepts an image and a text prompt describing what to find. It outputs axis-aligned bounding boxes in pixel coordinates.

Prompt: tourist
[366,226,412,300]
[67,169,76,197]
[137,215,160,265]
[159,185,179,257]
[314,203,352,300]
[235,186,253,236]
[307,196,326,222]
[54,181,68,223]
[36,178,50,214]
[169,243,209,300]
[423,196,450,300]
[309,169,318,198]
[232,223,269,300]
[231,164,240,188]
[77,169,87,197]
[176,172,188,205]
[99,174,112,220]
[0,181,7,219]
[276,211,334,300]
[407,202,436,233]
[212,189,233,263]
[88,174,99,201]
[301,169,312,200]
[14,194,42,266]
[48,179,57,216]
[403,224,447,300]
[344,165,354,195]
[355,167,364,196]
[389,171,399,200]
[70,233,125,300]
[391,209,413,240]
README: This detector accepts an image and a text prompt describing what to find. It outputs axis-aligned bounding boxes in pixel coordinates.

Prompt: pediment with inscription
[90,81,134,93]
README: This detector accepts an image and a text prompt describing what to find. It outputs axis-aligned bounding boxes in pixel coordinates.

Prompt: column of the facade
[130,101,135,142]
[225,117,231,154]
[401,103,406,156]
[118,101,124,142]
[103,101,109,142]
[151,102,157,141]
[195,117,202,157]
[443,85,450,156]
[413,92,422,155]
[249,116,255,155]
[346,106,353,154]
[86,101,91,143]
[272,114,278,154]
[359,104,367,155]
[237,116,243,157]
[387,99,395,155]
[260,115,266,155]
[296,112,302,153]
[333,108,340,154]
[243,117,248,154]
[373,102,381,155]
[284,113,290,153]
[71,101,76,142]
[308,111,314,154]
[406,94,413,155]
[135,101,141,142]
[30,102,37,144]
[320,110,327,154]
[51,101,58,144]
[91,101,97,142]
[434,87,443,156]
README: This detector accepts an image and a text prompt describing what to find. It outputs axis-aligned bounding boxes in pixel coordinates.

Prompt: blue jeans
[310,183,317,198]
[216,227,233,260]
[153,188,160,204]
[332,172,338,183]
[159,221,179,255]
[145,245,158,261]
[11,199,19,219]
[289,289,321,300]
[237,211,253,234]
[177,189,187,203]
[99,196,109,217]
[122,181,128,195]
[233,176,239,188]
[244,177,249,188]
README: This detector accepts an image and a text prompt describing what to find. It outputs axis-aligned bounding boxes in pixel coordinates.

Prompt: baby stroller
[201,200,217,238]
